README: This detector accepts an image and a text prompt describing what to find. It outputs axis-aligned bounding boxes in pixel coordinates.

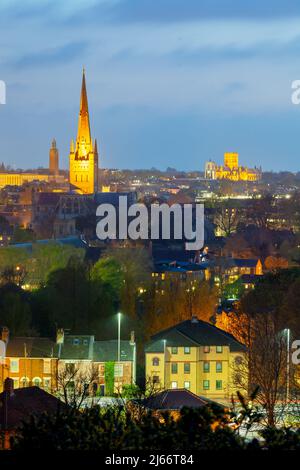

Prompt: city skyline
[1,1,300,172]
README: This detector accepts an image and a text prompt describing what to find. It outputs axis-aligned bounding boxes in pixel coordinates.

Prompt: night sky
[1,0,300,171]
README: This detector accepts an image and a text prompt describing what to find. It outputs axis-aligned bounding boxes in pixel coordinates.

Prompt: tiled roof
[0,386,69,430]
[141,389,219,410]
[6,337,57,358]
[146,318,245,353]
[231,258,259,268]
[93,340,134,362]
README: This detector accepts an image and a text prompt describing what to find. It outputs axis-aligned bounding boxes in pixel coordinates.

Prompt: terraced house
[0,328,136,395]
[145,317,246,404]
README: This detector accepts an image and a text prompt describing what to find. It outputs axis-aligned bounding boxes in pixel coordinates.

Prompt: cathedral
[69,69,99,194]
[205,152,261,182]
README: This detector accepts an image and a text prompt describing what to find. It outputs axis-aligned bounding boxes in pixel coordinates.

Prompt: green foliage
[222,278,245,300]
[260,427,300,450]
[11,405,247,451]
[121,384,140,399]
[104,361,115,396]
[12,227,36,243]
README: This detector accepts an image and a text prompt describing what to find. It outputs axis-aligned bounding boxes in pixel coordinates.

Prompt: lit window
[203,380,210,390]
[184,346,191,354]
[184,363,190,374]
[216,346,223,353]
[171,347,178,354]
[203,362,210,373]
[152,357,160,366]
[203,346,210,353]
[44,359,51,374]
[114,364,124,377]
[216,362,222,373]
[32,377,42,387]
[171,381,177,389]
[184,381,190,390]
[171,363,178,374]
[44,378,51,390]
[10,359,19,373]
[216,380,223,390]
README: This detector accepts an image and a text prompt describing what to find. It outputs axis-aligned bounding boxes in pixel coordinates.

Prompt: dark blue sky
[1,0,300,171]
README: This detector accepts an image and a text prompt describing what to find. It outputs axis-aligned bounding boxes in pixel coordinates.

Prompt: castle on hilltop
[204,153,261,182]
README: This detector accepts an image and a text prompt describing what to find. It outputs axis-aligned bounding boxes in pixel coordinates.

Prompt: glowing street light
[117,312,122,364]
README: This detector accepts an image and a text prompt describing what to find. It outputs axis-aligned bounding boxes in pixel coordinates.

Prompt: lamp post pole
[286,328,290,401]
[117,313,121,364]
[163,339,167,389]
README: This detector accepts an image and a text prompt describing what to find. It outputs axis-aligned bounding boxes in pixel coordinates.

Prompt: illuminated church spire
[76,68,91,150]
[69,69,99,194]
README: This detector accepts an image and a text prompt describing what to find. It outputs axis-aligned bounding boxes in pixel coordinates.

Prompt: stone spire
[76,68,91,149]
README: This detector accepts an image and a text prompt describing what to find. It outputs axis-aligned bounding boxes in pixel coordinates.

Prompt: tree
[214,202,240,237]
[56,362,99,409]
[0,284,32,335]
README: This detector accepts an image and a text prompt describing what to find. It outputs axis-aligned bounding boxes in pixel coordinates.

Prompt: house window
[10,359,19,373]
[184,363,190,374]
[203,380,210,390]
[12,378,19,389]
[44,359,51,374]
[171,363,178,374]
[171,381,177,389]
[171,347,178,354]
[153,375,160,384]
[216,346,223,353]
[216,362,222,373]
[203,361,210,373]
[184,381,190,390]
[203,346,210,353]
[44,378,51,390]
[216,380,223,390]
[20,377,29,388]
[152,357,160,366]
[73,338,80,345]
[114,364,124,377]
[32,377,42,387]
[184,346,191,354]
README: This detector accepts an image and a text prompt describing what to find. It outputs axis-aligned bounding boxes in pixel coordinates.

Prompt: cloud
[9,41,88,69]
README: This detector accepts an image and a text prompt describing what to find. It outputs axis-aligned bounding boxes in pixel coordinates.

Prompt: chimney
[0,326,9,344]
[4,377,14,396]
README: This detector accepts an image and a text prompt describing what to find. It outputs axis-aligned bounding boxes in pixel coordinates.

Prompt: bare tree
[56,362,99,409]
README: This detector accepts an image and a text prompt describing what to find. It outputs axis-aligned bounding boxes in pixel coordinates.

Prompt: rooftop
[146,317,245,353]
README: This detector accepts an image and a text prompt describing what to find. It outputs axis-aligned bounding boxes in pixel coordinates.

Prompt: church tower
[49,138,59,176]
[69,69,99,194]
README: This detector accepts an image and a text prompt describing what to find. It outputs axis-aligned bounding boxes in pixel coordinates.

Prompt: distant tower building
[204,160,216,179]
[224,152,238,170]
[49,138,59,176]
[69,69,99,194]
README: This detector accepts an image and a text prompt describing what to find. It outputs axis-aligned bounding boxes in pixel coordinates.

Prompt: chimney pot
[4,377,14,396]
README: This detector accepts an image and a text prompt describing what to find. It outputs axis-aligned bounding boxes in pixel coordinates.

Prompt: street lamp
[284,328,290,401]
[117,312,122,364]
[163,339,167,389]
